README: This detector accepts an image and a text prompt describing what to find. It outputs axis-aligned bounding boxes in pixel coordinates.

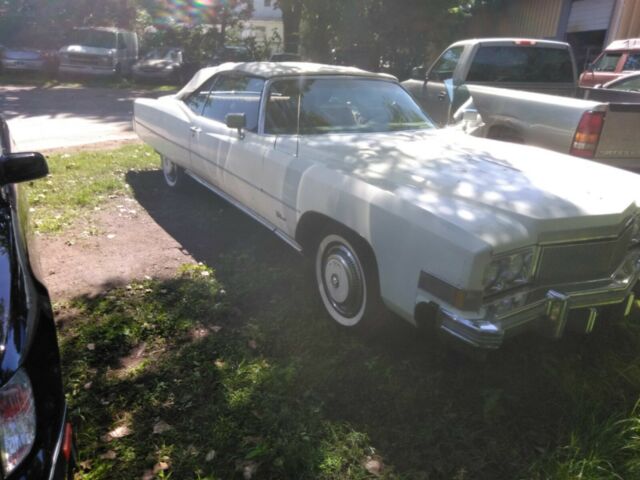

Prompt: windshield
[69,29,116,49]
[144,48,179,61]
[265,77,434,135]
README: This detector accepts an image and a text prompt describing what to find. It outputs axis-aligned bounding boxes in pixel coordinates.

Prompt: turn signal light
[571,111,605,159]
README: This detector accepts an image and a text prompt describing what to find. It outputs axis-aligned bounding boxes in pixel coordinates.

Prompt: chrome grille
[68,53,103,66]
[536,227,633,285]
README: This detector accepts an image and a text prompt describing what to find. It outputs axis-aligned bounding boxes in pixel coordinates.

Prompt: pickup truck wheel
[161,155,184,188]
[315,232,382,328]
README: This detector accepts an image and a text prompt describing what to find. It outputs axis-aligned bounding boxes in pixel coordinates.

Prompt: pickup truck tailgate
[596,104,640,169]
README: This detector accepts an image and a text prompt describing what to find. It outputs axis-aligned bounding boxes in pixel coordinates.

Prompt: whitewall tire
[315,232,383,328]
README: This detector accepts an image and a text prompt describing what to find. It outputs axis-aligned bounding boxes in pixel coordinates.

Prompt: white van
[59,27,138,77]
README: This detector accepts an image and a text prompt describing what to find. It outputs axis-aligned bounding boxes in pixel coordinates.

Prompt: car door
[179,76,217,178]
[423,46,464,126]
[191,73,270,208]
[250,78,303,233]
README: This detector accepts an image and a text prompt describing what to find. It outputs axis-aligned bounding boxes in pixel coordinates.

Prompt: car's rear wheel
[161,155,184,188]
[315,231,384,328]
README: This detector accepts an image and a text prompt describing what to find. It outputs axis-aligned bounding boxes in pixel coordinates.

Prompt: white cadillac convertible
[134,62,640,350]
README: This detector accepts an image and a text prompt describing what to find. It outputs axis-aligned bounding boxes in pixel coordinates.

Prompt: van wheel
[161,155,184,188]
[314,230,384,329]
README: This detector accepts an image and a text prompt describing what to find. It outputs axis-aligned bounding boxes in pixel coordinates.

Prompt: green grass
[26,144,158,233]
[39,145,640,479]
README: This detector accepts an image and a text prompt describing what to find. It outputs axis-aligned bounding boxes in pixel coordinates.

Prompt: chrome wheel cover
[316,234,367,326]
[162,156,179,187]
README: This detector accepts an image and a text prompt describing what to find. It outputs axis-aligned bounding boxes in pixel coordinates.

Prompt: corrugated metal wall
[465,0,563,39]
[568,0,616,33]
[613,0,640,40]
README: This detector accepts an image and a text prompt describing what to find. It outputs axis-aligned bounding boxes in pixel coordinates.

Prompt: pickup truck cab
[579,38,640,88]
[403,38,640,170]
[404,38,576,126]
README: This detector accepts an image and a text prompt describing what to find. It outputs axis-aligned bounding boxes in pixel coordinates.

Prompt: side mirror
[226,113,247,139]
[0,152,48,186]
[586,62,595,72]
[410,66,426,80]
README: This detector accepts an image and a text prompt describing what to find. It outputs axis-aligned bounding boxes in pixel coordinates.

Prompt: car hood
[298,128,640,250]
[61,45,114,56]
[136,59,175,69]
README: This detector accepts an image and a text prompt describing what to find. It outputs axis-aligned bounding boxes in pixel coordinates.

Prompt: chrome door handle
[437,91,447,101]
[189,126,202,134]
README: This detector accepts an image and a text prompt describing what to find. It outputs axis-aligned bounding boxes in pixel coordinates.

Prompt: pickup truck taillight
[571,111,605,159]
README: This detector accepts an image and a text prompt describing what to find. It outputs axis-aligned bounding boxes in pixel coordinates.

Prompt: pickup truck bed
[403,38,640,170]
[463,84,640,170]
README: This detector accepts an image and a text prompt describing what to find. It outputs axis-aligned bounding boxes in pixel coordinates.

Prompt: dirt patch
[37,195,196,301]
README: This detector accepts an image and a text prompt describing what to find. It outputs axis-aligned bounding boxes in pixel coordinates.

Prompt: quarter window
[201,74,265,132]
[184,77,217,115]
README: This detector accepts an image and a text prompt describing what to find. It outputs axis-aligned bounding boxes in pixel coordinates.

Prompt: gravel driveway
[0,84,170,151]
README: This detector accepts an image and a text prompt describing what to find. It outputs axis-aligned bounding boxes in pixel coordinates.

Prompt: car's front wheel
[161,155,184,188]
[315,231,384,329]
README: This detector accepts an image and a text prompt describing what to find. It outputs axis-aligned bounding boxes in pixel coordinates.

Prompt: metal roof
[606,38,640,51]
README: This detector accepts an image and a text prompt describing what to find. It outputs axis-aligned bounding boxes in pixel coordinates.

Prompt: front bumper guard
[438,251,640,350]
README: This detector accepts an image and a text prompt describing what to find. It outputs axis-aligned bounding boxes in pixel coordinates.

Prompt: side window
[201,74,265,132]
[117,33,127,50]
[429,47,463,82]
[613,76,640,91]
[265,79,300,135]
[594,52,622,72]
[184,77,217,115]
[624,53,640,71]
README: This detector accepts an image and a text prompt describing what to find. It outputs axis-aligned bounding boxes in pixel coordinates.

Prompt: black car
[0,117,74,479]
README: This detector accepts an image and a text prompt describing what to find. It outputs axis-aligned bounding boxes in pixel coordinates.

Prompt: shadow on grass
[60,169,640,479]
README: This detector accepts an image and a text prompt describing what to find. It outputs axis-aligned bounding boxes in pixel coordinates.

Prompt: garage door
[568,0,615,32]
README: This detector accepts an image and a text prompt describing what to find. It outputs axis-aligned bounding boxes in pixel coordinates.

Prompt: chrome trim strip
[185,171,303,253]
[134,118,301,214]
[47,405,68,480]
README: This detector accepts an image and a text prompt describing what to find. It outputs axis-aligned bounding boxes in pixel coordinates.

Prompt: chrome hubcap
[322,244,364,318]
[162,157,177,184]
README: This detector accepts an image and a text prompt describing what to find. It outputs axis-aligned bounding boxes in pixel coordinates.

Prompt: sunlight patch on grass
[26,144,158,233]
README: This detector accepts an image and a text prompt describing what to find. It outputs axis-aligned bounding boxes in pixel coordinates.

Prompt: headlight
[164,65,175,71]
[0,369,36,476]
[483,248,536,295]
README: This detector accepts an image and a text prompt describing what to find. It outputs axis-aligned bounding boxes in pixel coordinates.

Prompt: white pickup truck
[402,38,640,170]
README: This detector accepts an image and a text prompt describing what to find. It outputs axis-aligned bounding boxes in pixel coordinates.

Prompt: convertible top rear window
[266,77,433,135]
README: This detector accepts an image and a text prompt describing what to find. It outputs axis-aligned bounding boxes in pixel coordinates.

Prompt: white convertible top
[176,62,396,99]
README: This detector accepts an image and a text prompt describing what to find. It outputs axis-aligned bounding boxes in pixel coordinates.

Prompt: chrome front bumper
[59,64,116,76]
[438,250,640,350]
